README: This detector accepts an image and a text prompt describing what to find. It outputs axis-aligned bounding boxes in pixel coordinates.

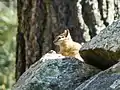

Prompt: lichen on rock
[13,51,100,90]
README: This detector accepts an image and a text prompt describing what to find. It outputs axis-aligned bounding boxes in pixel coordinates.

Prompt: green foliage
[0,0,17,90]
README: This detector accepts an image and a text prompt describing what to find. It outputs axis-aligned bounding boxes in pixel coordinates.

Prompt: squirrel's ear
[64,29,70,37]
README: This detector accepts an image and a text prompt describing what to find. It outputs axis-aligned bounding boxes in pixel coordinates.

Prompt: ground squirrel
[53,29,84,62]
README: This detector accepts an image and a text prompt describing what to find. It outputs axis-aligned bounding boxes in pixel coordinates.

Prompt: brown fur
[53,29,84,62]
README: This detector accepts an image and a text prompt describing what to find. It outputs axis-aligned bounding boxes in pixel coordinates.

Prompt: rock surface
[75,61,120,90]
[80,20,120,69]
[13,51,100,90]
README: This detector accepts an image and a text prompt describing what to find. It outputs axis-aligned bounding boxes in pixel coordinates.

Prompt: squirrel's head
[53,29,72,45]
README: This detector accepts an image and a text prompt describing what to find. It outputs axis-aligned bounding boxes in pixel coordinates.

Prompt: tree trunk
[16,0,120,80]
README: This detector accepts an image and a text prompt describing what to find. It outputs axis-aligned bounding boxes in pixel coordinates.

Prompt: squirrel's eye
[58,36,64,39]
[58,37,61,39]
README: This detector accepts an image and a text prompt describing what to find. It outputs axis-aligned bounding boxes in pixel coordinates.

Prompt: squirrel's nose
[53,40,56,44]
[53,38,58,44]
